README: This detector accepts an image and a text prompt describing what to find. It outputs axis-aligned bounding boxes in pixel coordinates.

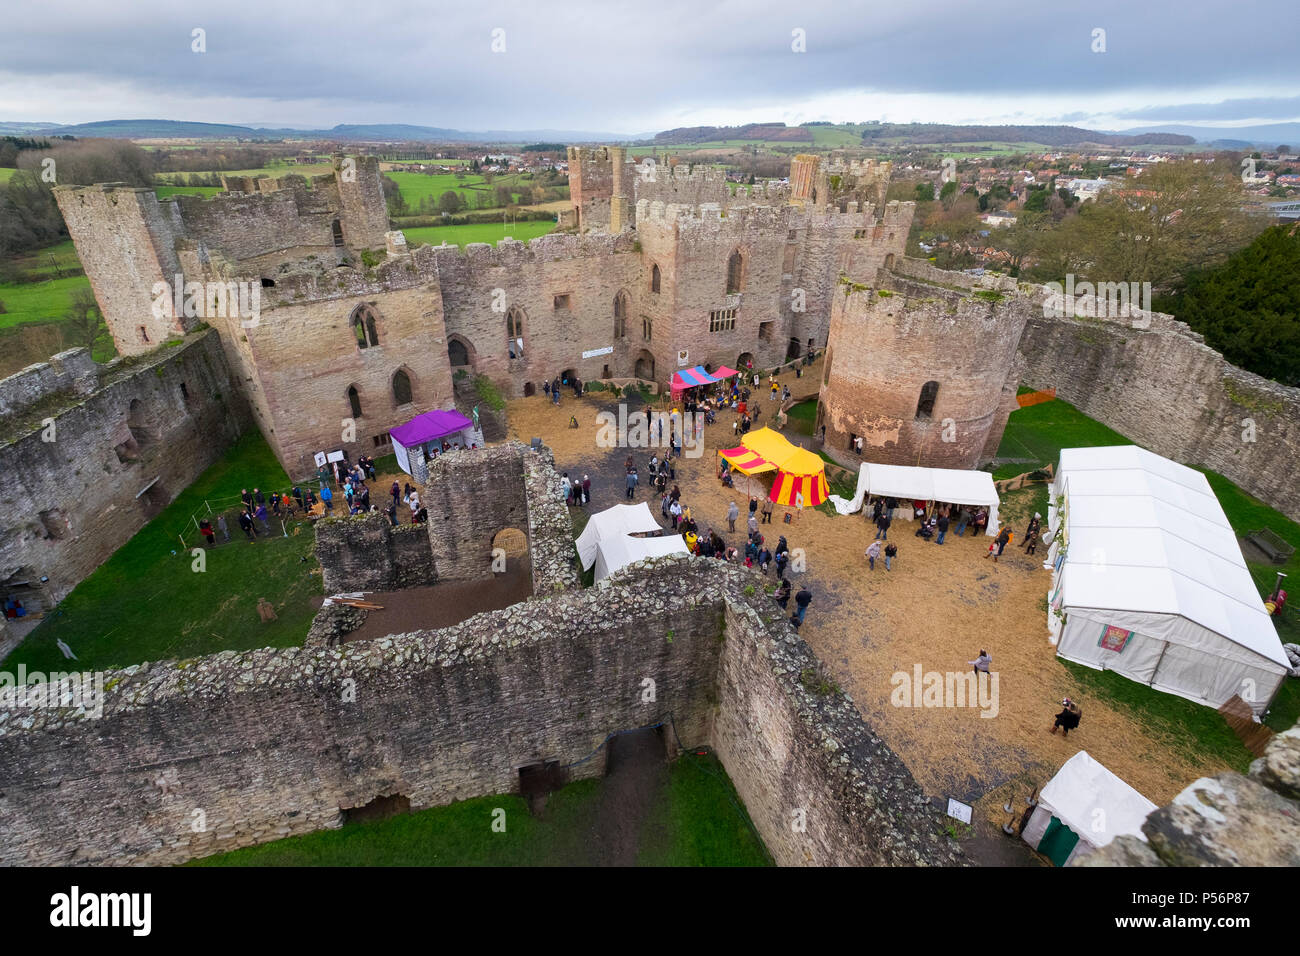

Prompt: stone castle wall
[1016,304,1300,521]
[0,330,250,607]
[0,348,98,417]
[0,556,962,867]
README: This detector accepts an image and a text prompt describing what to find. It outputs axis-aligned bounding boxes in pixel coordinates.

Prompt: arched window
[650,263,661,294]
[392,369,413,406]
[506,306,526,358]
[726,249,744,294]
[350,305,379,349]
[916,381,939,420]
[613,291,628,339]
[642,316,652,341]
[347,385,362,419]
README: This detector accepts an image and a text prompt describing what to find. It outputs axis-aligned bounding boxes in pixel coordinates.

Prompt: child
[865,539,881,570]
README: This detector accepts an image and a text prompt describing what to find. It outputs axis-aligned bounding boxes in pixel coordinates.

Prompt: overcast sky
[1,0,1296,134]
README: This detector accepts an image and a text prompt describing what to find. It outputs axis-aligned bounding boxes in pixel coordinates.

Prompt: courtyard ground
[506,374,1297,859]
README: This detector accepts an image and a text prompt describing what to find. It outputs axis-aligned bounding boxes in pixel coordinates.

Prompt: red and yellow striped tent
[768,446,830,507]
[719,444,775,475]
[720,428,829,506]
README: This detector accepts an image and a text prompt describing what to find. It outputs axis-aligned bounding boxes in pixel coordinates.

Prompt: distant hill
[0,121,61,135]
[650,122,1196,148]
[1110,122,1300,148]
[16,119,639,144]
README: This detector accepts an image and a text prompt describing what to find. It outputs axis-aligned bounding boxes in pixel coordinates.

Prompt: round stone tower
[816,274,1028,470]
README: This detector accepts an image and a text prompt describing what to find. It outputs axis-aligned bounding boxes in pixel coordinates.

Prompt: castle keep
[55,152,913,478]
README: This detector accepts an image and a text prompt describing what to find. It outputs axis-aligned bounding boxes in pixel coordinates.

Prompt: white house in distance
[1045,446,1290,715]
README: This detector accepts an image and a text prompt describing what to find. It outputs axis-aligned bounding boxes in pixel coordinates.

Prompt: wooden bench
[1246,528,1295,565]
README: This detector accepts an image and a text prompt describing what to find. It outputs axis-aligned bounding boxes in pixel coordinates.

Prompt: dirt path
[582,728,670,866]
[504,366,1232,856]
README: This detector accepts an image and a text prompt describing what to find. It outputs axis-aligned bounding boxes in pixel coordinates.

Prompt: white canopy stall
[575,503,689,581]
[829,462,1001,535]
[1022,751,1157,866]
[1046,446,1289,715]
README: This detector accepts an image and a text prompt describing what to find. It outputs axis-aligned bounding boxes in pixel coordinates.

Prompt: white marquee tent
[1022,750,1157,866]
[1047,446,1288,714]
[829,462,1001,535]
[575,502,689,581]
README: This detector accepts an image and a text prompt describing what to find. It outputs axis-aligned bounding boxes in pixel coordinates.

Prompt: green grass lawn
[998,397,1300,731]
[401,220,557,249]
[4,239,81,280]
[785,398,816,436]
[155,185,223,198]
[0,274,93,329]
[2,430,322,674]
[191,751,770,866]
[0,167,15,182]
[155,164,334,184]
[386,170,532,210]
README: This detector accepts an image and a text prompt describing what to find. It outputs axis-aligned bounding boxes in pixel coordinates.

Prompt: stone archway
[448,335,477,371]
[634,350,655,381]
[736,352,754,371]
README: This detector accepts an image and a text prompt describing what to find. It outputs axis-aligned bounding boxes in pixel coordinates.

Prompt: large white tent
[1047,446,1288,715]
[1022,751,1157,866]
[829,462,1001,535]
[575,503,689,581]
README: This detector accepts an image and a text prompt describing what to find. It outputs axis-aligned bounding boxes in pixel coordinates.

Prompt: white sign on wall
[677,350,690,367]
[945,799,973,825]
[582,346,614,359]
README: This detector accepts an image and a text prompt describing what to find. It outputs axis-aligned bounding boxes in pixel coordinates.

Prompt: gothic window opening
[392,369,413,406]
[347,385,362,419]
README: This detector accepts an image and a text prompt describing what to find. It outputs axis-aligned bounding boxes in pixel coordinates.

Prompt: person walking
[791,585,813,627]
[774,577,792,610]
[727,501,739,532]
[968,649,992,677]
[884,541,898,570]
[625,468,638,500]
[199,518,215,546]
[238,510,256,540]
[761,497,773,523]
[581,475,591,505]
[669,499,683,529]
[935,512,950,545]
[875,511,891,541]
[385,501,398,527]
[991,526,1012,562]
[562,472,572,504]
[747,511,759,535]
[954,507,969,537]
[865,539,881,570]
[217,514,229,542]
[320,484,333,513]
[1023,514,1041,550]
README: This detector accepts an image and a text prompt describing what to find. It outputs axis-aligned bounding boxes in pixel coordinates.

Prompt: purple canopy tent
[389,408,475,480]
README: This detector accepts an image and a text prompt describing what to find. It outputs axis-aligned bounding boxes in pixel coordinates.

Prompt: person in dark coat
[1051,699,1082,737]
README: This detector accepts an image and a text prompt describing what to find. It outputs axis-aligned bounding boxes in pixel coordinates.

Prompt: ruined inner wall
[0,556,962,867]
[1017,307,1300,521]
[314,513,436,593]
[817,271,1027,470]
[0,330,250,608]
[421,442,532,583]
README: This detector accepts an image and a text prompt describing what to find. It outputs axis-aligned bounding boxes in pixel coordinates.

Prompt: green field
[997,397,1300,730]
[0,167,15,182]
[401,220,557,248]
[155,163,334,184]
[2,430,322,675]
[0,274,93,329]
[155,184,223,198]
[192,751,770,867]
[385,170,533,208]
